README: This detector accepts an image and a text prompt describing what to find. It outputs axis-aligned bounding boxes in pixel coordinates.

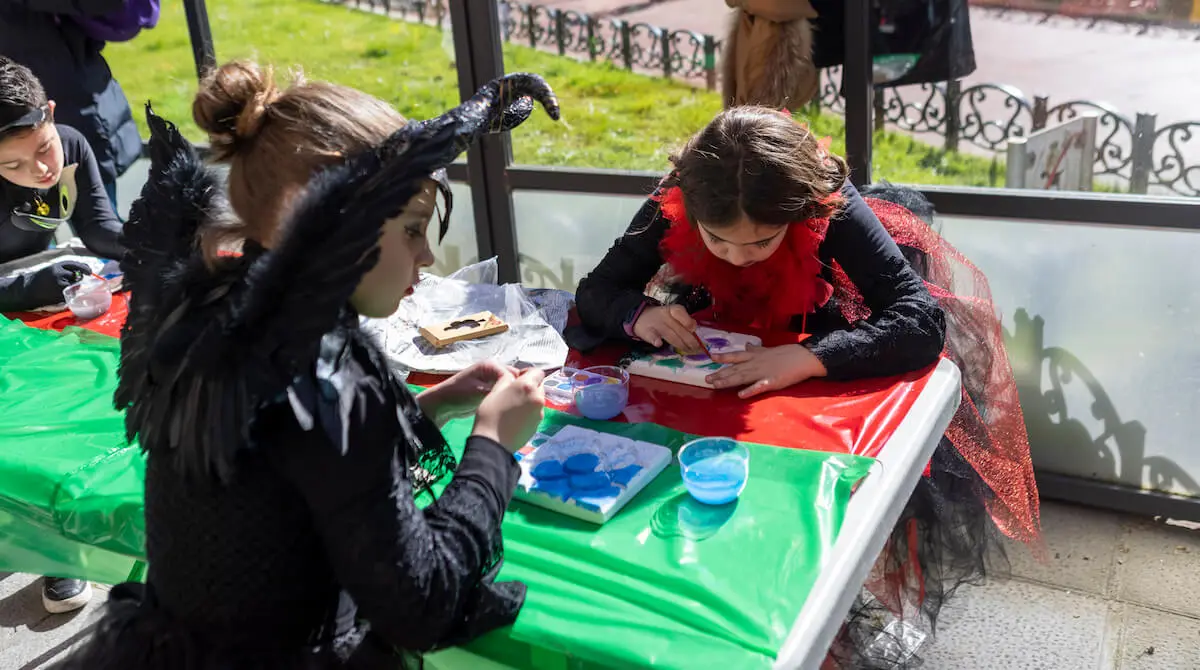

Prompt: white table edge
[772,358,963,670]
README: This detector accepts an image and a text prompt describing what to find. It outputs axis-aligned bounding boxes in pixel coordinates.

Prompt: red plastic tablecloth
[9,291,128,339]
[9,294,934,460]
[413,323,934,460]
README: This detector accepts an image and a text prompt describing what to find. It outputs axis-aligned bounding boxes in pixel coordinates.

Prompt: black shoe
[42,577,92,614]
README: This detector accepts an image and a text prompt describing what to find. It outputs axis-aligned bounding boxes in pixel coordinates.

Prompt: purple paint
[704,337,730,349]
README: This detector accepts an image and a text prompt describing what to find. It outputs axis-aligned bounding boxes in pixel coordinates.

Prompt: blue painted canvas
[513,425,672,524]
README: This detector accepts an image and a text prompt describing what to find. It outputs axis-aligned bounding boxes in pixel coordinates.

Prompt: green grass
[105,0,999,186]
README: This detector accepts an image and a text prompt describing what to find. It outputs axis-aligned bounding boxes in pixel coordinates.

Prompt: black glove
[1,261,92,312]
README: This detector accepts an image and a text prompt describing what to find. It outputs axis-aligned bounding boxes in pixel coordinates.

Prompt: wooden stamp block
[419,311,509,348]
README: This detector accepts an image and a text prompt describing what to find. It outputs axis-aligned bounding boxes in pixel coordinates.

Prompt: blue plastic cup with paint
[572,365,629,421]
[678,437,749,505]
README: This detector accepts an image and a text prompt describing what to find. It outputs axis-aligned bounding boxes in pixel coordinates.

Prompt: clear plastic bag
[362,258,570,375]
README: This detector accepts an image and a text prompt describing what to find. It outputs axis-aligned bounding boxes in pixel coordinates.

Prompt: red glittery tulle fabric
[840,198,1041,546]
[656,187,1040,547]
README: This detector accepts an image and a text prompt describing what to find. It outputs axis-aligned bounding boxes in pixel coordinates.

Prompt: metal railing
[336,0,1200,197]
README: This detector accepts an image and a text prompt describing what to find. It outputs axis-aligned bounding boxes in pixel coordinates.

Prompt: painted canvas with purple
[512,425,672,524]
[626,326,762,389]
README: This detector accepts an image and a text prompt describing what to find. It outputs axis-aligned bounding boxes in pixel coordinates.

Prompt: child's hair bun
[192,60,282,161]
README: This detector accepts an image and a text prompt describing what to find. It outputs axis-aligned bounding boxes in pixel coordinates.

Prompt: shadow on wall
[1004,307,1200,497]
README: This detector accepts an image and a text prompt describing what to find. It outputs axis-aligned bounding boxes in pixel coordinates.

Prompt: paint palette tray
[625,326,762,389]
[512,425,672,524]
[541,367,622,406]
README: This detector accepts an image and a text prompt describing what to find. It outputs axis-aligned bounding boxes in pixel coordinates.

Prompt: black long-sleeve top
[575,183,946,381]
[117,331,526,667]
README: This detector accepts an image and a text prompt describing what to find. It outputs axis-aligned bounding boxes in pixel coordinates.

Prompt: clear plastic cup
[62,275,112,320]
[678,437,750,506]
[571,365,630,421]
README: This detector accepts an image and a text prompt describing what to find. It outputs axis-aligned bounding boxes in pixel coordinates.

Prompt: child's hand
[417,360,520,425]
[632,305,703,354]
[473,368,547,452]
[706,344,827,399]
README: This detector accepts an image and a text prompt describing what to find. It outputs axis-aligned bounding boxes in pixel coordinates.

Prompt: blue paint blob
[532,460,567,480]
[575,485,622,500]
[569,471,612,491]
[532,477,572,501]
[563,453,600,474]
[609,464,643,487]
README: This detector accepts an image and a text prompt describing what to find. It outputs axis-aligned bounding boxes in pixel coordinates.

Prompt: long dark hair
[661,106,849,228]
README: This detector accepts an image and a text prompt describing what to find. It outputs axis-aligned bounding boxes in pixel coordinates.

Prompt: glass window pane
[501,3,724,170]
[513,189,648,289]
[939,213,1200,495]
[107,0,459,142]
[431,181,481,277]
[858,2,1200,198]
[106,0,477,270]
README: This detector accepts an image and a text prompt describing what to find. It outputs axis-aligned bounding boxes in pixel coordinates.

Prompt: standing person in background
[721,0,820,109]
[0,0,157,215]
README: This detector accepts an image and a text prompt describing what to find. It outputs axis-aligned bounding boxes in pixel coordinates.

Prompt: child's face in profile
[0,102,64,190]
[697,214,788,268]
[351,178,439,318]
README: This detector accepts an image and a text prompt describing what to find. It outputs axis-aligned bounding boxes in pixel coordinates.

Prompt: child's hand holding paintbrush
[631,304,707,355]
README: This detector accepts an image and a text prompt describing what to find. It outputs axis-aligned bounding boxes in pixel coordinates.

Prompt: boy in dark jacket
[0,55,124,315]
[0,55,122,613]
[0,0,151,209]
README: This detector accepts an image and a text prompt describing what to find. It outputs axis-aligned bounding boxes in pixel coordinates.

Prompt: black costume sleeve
[60,127,125,260]
[267,381,521,652]
[574,195,670,339]
[804,185,946,380]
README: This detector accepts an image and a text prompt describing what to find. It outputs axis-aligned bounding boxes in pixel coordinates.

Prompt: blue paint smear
[564,453,600,474]
[532,460,567,480]
[610,464,643,486]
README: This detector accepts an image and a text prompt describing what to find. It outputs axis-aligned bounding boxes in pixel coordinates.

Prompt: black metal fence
[337,0,1200,198]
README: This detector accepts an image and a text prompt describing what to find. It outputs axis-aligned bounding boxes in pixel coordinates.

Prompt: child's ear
[47,100,56,119]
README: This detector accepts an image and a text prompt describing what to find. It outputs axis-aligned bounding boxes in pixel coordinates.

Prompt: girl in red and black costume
[573,106,1040,667]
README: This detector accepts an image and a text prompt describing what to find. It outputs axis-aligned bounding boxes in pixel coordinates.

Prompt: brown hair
[192,60,407,262]
[663,106,849,228]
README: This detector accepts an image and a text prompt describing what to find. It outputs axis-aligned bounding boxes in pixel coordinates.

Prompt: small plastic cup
[571,365,630,421]
[678,437,750,506]
[62,275,112,321]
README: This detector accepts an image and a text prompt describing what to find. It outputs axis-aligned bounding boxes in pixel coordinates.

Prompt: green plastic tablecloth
[0,317,142,584]
[0,316,875,668]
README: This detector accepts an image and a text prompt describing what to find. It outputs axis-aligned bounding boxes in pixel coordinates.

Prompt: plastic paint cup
[62,275,112,321]
[572,366,630,421]
[678,437,750,506]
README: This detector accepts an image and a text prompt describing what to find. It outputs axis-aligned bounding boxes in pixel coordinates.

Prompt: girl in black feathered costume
[55,61,560,669]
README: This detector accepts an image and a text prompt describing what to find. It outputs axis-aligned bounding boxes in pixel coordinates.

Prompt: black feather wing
[114,105,226,432]
[119,75,559,482]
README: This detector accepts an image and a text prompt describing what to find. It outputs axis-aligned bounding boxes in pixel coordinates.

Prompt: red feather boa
[655,186,834,331]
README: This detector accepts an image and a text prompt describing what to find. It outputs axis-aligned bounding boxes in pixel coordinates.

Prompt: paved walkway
[6,500,1200,668]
